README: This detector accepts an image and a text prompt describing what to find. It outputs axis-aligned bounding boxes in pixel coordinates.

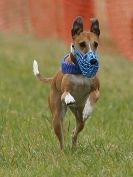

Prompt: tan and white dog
[33,17,100,149]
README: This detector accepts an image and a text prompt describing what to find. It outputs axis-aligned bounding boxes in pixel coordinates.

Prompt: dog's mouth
[74,48,99,64]
[83,52,98,65]
[84,51,99,66]
[73,47,99,77]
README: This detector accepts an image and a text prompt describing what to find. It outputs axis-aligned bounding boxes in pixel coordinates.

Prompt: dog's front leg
[49,89,67,149]
[70,90,100,146]
[72,118,85,146]
[83,89,100,121]
[61,91,75,105]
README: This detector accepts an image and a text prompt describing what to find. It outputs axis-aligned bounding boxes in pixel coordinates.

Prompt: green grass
[0,34,133,177]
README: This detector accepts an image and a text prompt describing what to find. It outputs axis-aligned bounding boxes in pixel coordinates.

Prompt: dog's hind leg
[49,89,67,149]
[72,118,85,146]
[69,107,85,146]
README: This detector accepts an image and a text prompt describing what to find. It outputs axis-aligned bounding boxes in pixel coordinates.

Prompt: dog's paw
[65,93,75,105]
[82,99,93,121]
[33,60,39,76]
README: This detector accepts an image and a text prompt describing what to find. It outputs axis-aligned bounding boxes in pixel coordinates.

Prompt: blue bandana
[61,47,99,78]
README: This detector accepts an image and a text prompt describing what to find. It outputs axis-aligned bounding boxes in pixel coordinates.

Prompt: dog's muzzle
[74,47,99,78]
[61,46,99,78]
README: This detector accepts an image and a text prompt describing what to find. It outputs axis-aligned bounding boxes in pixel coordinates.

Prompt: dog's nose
[90,59,97,65]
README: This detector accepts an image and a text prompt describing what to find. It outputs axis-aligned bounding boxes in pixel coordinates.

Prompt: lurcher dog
[33,17,100,149]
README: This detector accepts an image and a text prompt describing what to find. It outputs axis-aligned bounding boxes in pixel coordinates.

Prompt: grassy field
[0,34,133,177]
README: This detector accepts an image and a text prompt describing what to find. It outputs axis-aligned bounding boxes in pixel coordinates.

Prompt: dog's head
[70,16,100,77]
[71,16,100,54]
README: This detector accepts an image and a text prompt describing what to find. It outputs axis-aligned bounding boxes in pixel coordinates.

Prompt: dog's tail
[33,60,53,84]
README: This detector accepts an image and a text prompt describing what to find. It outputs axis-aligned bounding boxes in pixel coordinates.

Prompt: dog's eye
[93,41,98,48]
[79,41,86,47]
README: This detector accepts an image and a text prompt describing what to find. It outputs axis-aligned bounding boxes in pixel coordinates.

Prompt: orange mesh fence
[0,0,133,60]
[0,0,94,42]
[62,0,94,43]
[0,0,30,33]
[29,0,94,43]
[28,0,64,39]
[106,0,133,60]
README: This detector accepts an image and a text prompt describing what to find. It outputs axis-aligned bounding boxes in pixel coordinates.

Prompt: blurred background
[0,0,133,60]
[0,1,133,176]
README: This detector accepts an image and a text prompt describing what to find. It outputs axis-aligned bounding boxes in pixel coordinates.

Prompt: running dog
[33,16,100,149]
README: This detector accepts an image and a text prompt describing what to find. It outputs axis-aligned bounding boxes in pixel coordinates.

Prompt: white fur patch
[33,60,39,76]
[89,43,92,52]
[70,44,75,55]
[65,93,75,105]
[83,98,93,121]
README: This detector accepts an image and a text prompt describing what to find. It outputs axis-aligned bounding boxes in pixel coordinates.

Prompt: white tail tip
[33,60,39,76]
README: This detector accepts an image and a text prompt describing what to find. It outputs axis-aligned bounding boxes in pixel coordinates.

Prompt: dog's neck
[69,44,77,64]
[70,53,76,64]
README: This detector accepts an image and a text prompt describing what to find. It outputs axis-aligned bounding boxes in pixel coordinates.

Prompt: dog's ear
[90,18,100,37]
[71,16,83,38]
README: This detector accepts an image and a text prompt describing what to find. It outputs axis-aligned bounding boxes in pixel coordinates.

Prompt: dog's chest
[70,75,94,104]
